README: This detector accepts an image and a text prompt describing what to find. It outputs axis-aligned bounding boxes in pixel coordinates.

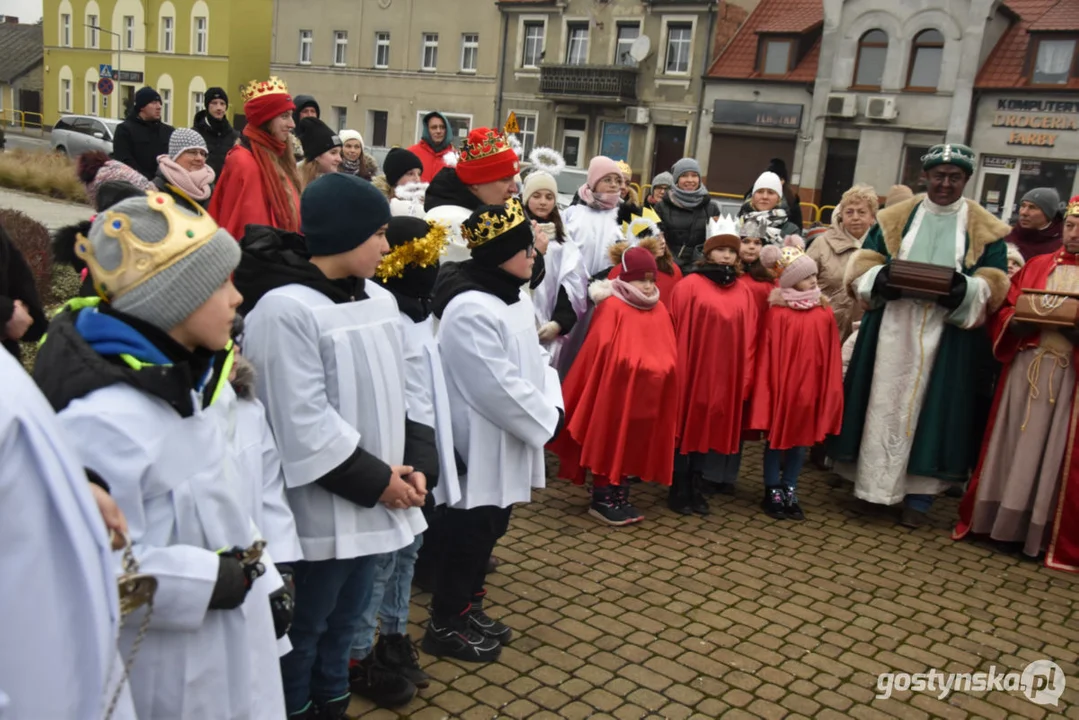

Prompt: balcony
[538,64,638,104]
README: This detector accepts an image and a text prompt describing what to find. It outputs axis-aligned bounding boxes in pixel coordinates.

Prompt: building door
[560,118,587,168]
[651,125,685,180]
[705,133,795,197]
[820,139,859,213]
[369,110,388,147]
[121,84,136,117]
[18,90,41,116]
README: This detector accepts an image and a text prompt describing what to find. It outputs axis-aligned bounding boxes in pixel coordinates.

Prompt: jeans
[281,556,380,714]
[763,445,807,489]
[350,533,424,660]
[904,493,936,513]
[431,505,513,622]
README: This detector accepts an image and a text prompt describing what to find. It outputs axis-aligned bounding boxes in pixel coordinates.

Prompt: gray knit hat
[651,171,674,189]
[168,127,208,160]
[78,191,240,331]
[671,158,701,180]
[1021,187,1062,220]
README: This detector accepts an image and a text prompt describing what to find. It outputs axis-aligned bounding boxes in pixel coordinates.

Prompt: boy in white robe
[427,198,563,663]
[237,173,437,717]
[32,192,286,720]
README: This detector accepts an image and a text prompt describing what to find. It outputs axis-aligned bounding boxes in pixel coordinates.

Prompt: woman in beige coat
[806,184,879,340]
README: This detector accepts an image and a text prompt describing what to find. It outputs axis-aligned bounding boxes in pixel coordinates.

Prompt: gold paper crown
[376,221,450,281]
[462,198,527,249]
[240,76,290,105]
[616,160,633,177]
[460,129,513,164]
[775,245,805,273]
[1068,195,1079,217]
[76,192,220,301]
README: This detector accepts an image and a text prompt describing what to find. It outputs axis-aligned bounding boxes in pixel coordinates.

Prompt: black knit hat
[386,216,430,249]
[463,199,534,267]
[204,87,228,108]
[297,117,342,162]
[383,148,424,187]
[301,174,391,257]
[133,86,162,114]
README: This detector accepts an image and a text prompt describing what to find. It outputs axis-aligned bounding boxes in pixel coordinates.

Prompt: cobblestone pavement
[352,444,1079,719]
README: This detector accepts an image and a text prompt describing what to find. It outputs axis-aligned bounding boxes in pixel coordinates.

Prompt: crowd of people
[2,76,1079,719]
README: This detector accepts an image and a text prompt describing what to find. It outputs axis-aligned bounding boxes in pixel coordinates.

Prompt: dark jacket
[0,223,47,360]
[424,167,482,213]
[192,110,240,177]
[654,194,721,261]
[111,115,174,180]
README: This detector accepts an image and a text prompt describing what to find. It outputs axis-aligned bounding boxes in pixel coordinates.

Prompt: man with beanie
[193,86,240,176]
[408,111,456,182]
[236,173,438,717]
[427,198,563,664]
[112,85,174,180]
[1006,187,1064,260]
[291,95,322,161]
[31,191,287,719]
[645,171,673,210]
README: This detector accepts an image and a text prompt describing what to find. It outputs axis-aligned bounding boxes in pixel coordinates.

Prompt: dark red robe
[669,272,759,455]
[208,146,300,242]
[550,294,678,485]
[954,249,1079,572]
[748,294,844,449]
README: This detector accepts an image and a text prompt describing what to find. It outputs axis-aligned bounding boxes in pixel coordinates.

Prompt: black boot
[615,484,645,523]
[316,694,351,720]
[375,633,430,689]
[422,611,502,663]
[288,702,320,720]
[590,486,632,525]
[667,472,693,515]
[348,653,417,708]
[689,473,710,516]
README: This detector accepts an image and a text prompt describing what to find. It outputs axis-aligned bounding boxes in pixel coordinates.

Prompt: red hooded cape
[748,293,844,449]
[668,271,759,455]
[550,292,678,485]
[954,249,1079,572]
[209,145,300,241]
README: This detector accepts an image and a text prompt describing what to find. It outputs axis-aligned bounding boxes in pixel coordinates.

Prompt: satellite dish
[629,35,651,62]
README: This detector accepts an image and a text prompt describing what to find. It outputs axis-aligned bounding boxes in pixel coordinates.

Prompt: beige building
[497,0,718,182]
[270,0,502,148]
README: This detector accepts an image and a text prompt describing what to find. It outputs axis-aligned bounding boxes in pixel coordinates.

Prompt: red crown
[460,128,512,164]
[456,127,519,185]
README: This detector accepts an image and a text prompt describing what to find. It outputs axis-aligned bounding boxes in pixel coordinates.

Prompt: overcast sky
[3,0,43,23]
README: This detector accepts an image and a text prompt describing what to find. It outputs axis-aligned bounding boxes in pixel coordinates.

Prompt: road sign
[99,63,113,78]
[504,111,519,135]
[97,77,114,96]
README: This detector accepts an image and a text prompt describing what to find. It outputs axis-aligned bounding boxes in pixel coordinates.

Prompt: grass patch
[0,149,88,204]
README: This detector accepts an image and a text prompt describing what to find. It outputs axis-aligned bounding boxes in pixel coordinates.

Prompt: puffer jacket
[805,214,866,341]
[654,195,721,266]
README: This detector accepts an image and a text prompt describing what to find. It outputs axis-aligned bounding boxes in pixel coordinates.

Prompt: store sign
[600,122,630,162]
[107,70,144,83]
[982,156,1017,169]
[991,97,1079,148]
[713,100,803,129]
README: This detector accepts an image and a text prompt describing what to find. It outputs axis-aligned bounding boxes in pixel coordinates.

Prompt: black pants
[430,505,513,621]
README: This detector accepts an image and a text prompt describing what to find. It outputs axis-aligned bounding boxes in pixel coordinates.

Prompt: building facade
[497,0,717,182]
[41,0,272,128]
[0,18,44,126]
[270,0,502,147]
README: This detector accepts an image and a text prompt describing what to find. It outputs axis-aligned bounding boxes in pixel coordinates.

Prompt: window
[565,22,589,65]
[161,16,174,53]
[61,79,71,112]
[333,106,347,132]
[665,23,692,74]
[124,15,134,49]
[561,117,586,167]
[87,81,98,115]
[760,38,793,76]
[368,110,388,147]
[192,91,204,114]
[86,15,98,48]
[516,112,537,158]
[161,88,171,124]
[299,30,312,64]
[1032,37,1076,85]
[375,32,390,68]
[615,23,640,66]
[61,13,71,46]
[422,33,439,71]
[333,31,348,66]
[194,16,207,54]
[522,21,544,68]
[907,29,943,89]
[461,33,479,72]
[854,29,888,88]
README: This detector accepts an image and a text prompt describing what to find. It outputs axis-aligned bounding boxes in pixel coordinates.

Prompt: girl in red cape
[550,246,678,526]
[668,215,760,516]
[609,211,683,303]
[209,76,302,241]
[749,236,844,520]
[954,200,1079,572]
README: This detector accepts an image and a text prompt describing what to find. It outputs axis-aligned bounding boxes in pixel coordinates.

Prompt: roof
[977,0,1079,89]
[0,22,42,84]
[707,0,821,82]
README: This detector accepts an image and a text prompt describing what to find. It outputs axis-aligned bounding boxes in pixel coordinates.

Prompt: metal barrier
[818,205,837,225]
[1,110,46,132]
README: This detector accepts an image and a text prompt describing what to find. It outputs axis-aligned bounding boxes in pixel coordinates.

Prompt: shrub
[0,149,88,203]
[0,208,55,303]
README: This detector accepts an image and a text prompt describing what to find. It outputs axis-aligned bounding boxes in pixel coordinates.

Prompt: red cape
[748,298,844,449]
[407,141,455,183]
[208,146,300,241]
[609,262,683,305]
[954,249,1079,572]
[550,295,678,485]
[669,272,758,455]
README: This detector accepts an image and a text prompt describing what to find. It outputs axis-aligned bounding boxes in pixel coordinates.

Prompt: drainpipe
[494,9,509,127]
[689,1,718,157]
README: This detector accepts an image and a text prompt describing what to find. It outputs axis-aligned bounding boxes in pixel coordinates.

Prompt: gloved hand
[269,564,294,639]
[871,264,902,302]
[209,555,250,610]
[937,272,967,311]
[537,321,561,343]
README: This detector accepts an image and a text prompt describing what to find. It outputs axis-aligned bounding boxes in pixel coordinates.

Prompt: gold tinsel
[376,221,450,281]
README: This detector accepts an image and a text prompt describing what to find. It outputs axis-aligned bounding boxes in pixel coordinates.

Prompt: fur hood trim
[767,286,830,308]
[230,353,257,400]
[844,249,887,297]
[372,174,393,200]
[589,278,613,304]
[877,195,1011,267]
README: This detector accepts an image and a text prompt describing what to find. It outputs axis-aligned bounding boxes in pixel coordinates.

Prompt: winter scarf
[578,184,620,211]
[610,277,659,310]
[340,154,363,176]
[242,123,301,232]
[156,155,215,201]
[696,263,738,286]
[743,207,791,244]
[669,183,711,210]
[1005,217,1064,261]
[777,286,822,310]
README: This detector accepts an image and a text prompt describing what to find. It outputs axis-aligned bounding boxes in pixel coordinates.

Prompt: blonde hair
[839,184,880,216]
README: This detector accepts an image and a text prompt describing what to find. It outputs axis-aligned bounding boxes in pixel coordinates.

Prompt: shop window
[854,29,888,89]
[1014,159,1076,220]
[907,29,943,90]
[899,145,931,193]
[759,37,793,76]
[1031,37,1077,85]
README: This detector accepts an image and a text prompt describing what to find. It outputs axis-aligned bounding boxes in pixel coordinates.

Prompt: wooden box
[1014,289,1079,328]
[886,259,955,300]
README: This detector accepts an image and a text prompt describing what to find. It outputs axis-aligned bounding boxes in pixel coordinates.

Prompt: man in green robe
[829,144,1011,527]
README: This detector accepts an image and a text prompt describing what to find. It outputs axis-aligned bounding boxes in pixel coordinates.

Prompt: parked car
[51,115,121,158]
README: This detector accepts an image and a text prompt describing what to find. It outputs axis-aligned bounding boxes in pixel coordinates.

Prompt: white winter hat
[752,171,783,196]
[523,170,558,203]
[338,129,364,146]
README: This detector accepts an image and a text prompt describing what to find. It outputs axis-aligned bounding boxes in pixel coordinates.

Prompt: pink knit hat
[760,235,817,289]
[586,156,622,189]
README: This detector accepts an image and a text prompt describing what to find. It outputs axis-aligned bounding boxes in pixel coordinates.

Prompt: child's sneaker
[422,615,501,663]
[762,488,787,519]
[468,592,512,644]
[612,484,645,523]
[783,486,805,521]
[589,487,634,526]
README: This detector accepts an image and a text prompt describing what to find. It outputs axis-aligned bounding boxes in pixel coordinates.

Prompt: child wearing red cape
[749,237,844,520]
[550,247,678,526]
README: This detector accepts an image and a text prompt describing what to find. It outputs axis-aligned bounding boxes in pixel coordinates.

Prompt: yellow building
[41,0,272,128]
